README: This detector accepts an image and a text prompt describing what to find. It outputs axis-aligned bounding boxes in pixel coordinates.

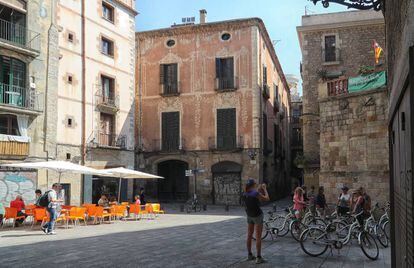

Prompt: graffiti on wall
[213,173,241,205]
[0,171,37,208]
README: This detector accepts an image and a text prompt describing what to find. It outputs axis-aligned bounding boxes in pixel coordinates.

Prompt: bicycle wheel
[382,220,390,239]
[290,220,307,242]
[359,232,379,260]
[195,203,202,212]
[376,224,388,248]
[269,215,289,237]
[300,227,329,257]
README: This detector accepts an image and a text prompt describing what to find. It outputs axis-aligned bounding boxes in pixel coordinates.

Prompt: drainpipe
[80,0,86,203]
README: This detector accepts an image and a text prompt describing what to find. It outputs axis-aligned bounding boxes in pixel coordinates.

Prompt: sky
[135,1,349,95]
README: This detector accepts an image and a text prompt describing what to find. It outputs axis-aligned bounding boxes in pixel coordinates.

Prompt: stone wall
[319,88,389,203]
[298,11,385,188]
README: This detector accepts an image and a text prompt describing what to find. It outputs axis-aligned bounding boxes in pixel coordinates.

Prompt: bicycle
[300,211,379,260]
[364,203,389,248]
[186,194,201,213]
[253,206,293,240]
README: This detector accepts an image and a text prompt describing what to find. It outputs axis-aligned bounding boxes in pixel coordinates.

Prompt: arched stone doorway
[157,160,189,202]
[211,161,242,205]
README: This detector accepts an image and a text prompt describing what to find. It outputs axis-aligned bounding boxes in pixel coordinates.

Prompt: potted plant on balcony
[294,154,308,169]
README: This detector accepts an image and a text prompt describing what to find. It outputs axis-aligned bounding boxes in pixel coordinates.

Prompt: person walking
[41,183,62,235]
[139,188,146,205]
[337,186,351,216]
[243,178,270,264]
[315,186,327,218]
[293,187,306,219]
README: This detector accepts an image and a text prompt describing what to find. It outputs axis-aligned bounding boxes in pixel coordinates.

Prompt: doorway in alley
[157,160,189,202]
[212,161,242,205]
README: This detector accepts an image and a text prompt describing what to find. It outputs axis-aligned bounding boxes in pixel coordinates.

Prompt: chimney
[200,9,207,24]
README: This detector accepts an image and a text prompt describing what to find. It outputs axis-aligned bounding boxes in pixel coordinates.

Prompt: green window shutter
[217,108,236,149]
[162,112,180,151]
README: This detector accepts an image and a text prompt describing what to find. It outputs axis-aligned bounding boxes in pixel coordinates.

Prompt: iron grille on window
[324,35,337,62]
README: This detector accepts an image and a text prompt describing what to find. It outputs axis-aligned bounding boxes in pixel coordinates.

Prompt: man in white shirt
[41,183,62,235]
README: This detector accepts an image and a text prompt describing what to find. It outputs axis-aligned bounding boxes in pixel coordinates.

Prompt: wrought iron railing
[97,132,127,149]
[0,19,41,52]
[215,76,238,91]
[273,98,280,112]
[262,84,270,99]
[160,81,180,96]
[152,138,185,152]
[208,136,244,151]
[327,78,348,96]
[0,83,43,111]
[95,90,119,109]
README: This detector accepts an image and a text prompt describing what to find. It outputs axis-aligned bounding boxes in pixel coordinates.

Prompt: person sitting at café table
[10,195,26,226]
[98,195,109,207]
[109,196,118,206]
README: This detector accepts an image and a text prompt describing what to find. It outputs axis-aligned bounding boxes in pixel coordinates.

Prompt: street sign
[185,170,193,177]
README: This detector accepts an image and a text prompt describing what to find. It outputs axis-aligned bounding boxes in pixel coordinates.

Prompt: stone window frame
[100,34,115,58]
[64,116,76,128]
[67,31,75,43]
[98,71,118,96]
[165,38,176,48]
[321,33,341,66]
[220,32,232,42]
[101,0,116,24]
[66,73,74,84]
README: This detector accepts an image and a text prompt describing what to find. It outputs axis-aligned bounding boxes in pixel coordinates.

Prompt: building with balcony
[0,0,59,207]
[297,10,386,189]
[297,10,389,202]
[136,12,291,204]
[55,0,137,205]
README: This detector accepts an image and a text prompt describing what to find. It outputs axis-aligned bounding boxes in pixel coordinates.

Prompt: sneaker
[47,231,56,235]
[247,253,255,261]
[41,226,48,234]
[255,256,265,264]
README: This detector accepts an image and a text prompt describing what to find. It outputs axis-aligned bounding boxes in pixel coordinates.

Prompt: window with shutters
[324,35,337,62]
[0,55,27,107]
[216,108,236,150]
[102,1,115,23]
[101,36,114,56]
[263,113,269,155]
[215,57,235,90]
[160,63,179,95]
[263,65,267,85]
[162,112,180,151]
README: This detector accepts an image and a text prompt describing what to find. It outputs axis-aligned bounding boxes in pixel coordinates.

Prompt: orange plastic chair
[3,207,25,228]
[94,206,111,224]
[151,203,165,215]
[67,207,87,227]
[32,208,48,228]
[111,205,127,221]
[121,202,129,206]
[129,204,141,220]
[145,204,155,220]
[24,204,37,225]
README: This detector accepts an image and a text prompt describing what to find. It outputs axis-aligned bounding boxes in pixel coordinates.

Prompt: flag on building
[372,40,383,64]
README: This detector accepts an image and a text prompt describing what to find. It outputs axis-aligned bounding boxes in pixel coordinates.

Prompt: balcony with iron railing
[152,138,185,153]
[0,19,41,54]
[97,132,127,149]
[160,81,180,96]
[327,78,348,96]
[262,84,270,99]
[273,98,280,113]
[95,90,119,113]
[208,135,244,151]
[0,83,43,113]
[215,76,238,92]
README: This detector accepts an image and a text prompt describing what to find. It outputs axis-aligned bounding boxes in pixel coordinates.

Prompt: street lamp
[309,0,383,11]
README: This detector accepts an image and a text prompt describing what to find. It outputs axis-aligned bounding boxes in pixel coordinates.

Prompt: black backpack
[38,190,51,207]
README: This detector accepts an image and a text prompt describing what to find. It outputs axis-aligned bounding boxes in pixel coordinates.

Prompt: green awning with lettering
[348,71,387,93]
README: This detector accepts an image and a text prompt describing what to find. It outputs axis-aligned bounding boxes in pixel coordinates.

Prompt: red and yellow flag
[372,40,383,64]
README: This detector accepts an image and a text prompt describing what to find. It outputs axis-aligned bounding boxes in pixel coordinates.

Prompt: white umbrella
[1,161,109,185]
[101,167,163,202]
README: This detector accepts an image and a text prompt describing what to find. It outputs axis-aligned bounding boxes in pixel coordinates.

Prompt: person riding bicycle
[242,178,269,264]
[293,187,306,219]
